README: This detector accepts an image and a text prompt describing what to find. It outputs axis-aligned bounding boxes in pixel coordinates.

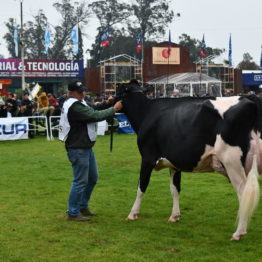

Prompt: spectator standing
[47,93,60,115]
[171,89,180,98]
[0,95,5,106]
[57,93,67,109]
[6,93,18,116]
[20,94,33,116]
[0,96,6,117]
[47,93,58,107]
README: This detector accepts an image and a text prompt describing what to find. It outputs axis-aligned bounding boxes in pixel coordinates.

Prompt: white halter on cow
[116,79,261,241]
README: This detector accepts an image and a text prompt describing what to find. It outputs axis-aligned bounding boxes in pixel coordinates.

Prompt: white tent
[147,72,222,97]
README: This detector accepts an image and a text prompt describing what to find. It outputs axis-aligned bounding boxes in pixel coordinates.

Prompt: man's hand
[113,101,123,112]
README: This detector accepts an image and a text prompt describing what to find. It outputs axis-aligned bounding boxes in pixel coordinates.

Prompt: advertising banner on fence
[0,117,29,141]
[115,114,134,134]
[0,59,84,78]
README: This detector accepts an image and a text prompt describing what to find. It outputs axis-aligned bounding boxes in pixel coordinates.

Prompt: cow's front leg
[127,160,154,220]
[127,187,143,220]
[168,169,181,222]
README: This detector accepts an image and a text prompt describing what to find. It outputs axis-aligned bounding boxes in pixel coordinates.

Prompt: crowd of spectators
[0,90,108,118]
[0,91,67,118]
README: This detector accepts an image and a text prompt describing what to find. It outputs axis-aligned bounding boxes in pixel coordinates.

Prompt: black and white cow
[116,79,261,240]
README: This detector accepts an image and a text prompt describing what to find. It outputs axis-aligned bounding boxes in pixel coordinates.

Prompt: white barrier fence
[49,116,60,140]
[28,116,50,140]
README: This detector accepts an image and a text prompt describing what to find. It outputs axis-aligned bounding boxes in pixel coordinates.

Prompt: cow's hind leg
[215,136,260,240]
[127,160,154,220]
[168,169,181,222]
[231,155,260,240]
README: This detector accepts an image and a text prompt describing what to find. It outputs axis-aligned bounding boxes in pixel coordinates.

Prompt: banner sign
[243,73,262,85]
[152,47,180,64]
[0,117,29,141]
[0,59,84,78]
[115,114,134,134]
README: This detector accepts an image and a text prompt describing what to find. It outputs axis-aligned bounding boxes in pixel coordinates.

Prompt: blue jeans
[67,148,98,216]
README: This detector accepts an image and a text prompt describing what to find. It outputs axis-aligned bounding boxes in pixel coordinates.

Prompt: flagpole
[199,34,206,97]
[260,44,262,69]
[141,29,144,85]
[20,0,25,90]
[200,58,202,95]
[166,54,170,98]
[166,30,171,97]
[167,45,170,86]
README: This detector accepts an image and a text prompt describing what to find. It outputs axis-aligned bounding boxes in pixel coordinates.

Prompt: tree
[4,0,91,59]
[91,0,131,29]
[24,10,47,59]
[178,33,225,63]
[51,0,91,59]
[4,14,48,59]
[89,32,157,67]
[90,0,174,65]
[3,18,19,58]
[90,0,131,63]
[237,53,260,70]
[131,0,174,43]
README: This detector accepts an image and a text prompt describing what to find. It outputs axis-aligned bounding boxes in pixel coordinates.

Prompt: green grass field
[0,134,262,262]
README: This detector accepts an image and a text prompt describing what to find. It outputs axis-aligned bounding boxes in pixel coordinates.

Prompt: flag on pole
[44,25,51,54]
[167,30,172,56]
[228,34,232,67]
[260,45,262,68]
[13,24,19,57]
[136,32,142,53]
[70,24,79,55]
[200,34,206,59]
[100,28,109,48]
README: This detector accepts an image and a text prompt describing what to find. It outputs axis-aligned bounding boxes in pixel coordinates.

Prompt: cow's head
[116,79,146,99]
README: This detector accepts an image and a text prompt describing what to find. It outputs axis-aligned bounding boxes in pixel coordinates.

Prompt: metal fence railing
[27,115,50,140]
[49,116,61,140]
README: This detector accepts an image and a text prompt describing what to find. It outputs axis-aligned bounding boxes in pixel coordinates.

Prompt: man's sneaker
[80,208,97,216]
[67,214,90,222]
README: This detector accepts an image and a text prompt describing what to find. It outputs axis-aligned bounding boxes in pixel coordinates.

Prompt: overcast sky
[0,0,261,67]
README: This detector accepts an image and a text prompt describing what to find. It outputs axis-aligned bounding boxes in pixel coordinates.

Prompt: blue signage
[243,73,262,85]
[115,114,134,134]
[0,123,27,135]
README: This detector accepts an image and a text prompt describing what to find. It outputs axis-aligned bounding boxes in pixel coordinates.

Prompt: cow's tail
[238,155,260,225]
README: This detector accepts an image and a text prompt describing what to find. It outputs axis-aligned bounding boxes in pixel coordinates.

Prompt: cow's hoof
[231,235,240,241]
[126,214,138,220]
[168,215,180,222]
[231,231,246,241]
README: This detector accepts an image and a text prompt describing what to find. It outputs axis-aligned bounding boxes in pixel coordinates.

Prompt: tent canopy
[147,72,221,85]
[147,72,222,97]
